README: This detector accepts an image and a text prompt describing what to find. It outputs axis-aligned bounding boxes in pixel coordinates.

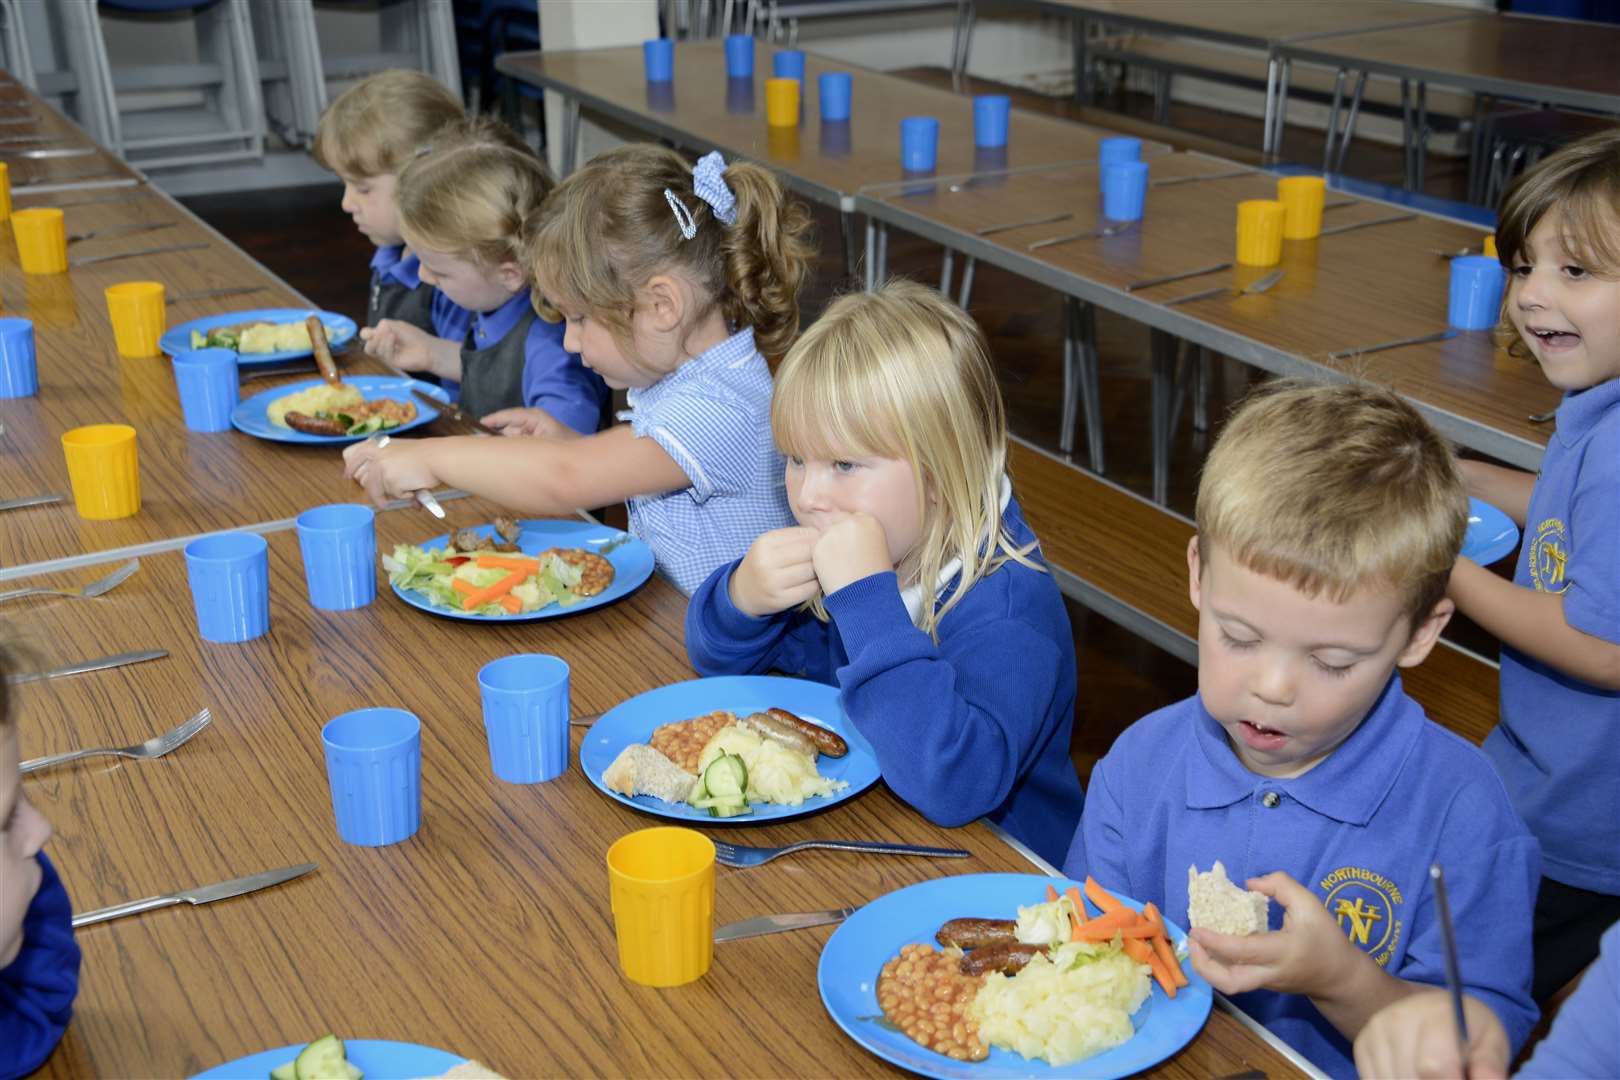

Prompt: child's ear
[1187,536,1204,612]
[1395,597,1455,668]
[641,274,684,332]
[494,260,527,295]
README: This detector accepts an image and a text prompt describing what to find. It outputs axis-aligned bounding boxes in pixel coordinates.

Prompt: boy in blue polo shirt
[1064,380,1540,1080]
[1449,130,1620,1003]
[1,645,80,1080]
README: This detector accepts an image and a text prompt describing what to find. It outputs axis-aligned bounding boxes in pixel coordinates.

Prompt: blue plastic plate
[161,307,358,366]
[232,375,447,445]
[389,519,655,622]
[579,675,880,823]
[820,873,1213,1079]
[191,1039,465,1079]
[1463,496,1519,566]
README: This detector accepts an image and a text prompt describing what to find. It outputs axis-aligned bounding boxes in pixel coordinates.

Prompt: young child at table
[1354,918,1619,1079]
[1062,380,1540,1080]
[312,69,463,333]
[358,116,609,430]
[0,642,80,1080]
[1447,129,1620,1003]
[343,145,811,594]
[683,281,1084,866]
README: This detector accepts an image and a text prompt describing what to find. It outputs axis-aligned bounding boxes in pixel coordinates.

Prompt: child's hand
[480,407,580,440]
[342,437,442,508]
[1188,871,1362,998]
[729,527,821,616]
[361,319,431,370]
[1354,989,1509,1079]
[811,513,894,596]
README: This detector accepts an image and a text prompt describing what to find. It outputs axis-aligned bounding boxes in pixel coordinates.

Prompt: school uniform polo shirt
[367,244,434,332]
[1063,676,1540,1080]
[1489,376,1620,895]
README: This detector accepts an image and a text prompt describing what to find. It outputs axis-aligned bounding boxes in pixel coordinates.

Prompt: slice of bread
[602,743,697,804]
[413,1062,506,1080]
[1187,861,1270,936]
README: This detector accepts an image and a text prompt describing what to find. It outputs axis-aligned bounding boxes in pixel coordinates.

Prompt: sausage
[935,918,1018,950]
[768,707,848,758]
[283,411,349,436]
[306,314,342,386]
[958,943,1046,977]
[739,711,817,758]
[493,515,522,544]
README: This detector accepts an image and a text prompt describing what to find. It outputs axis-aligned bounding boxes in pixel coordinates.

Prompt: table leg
[940,248,955,294]
[1400,78,1415,190]
[1150,329,1173,506]
[1060,297,1077,456]
[1415,81,1429,191]
[1079,300,1103,473]
[950,0,975,91]
[1323,69,1346,174]
[841,207,858,283]
[1270,58,1291,159]
[1335,71,1367,175]
[1071,15,1090,106]
[560,95,580,177]
[1192,347,1210,433]
[876,221,889,283]
[864,217,875,291]
[1262,54,1278,160]
[957,256,977,310]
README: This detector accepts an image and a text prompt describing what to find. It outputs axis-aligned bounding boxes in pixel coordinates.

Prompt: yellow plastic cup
[1236,199,1286,267]
[104,281,166,358]
[1276,175,1326,240]
[0,161,11,222]
[61,423,140,519]
[1482,234,1498,258]
[765,77,800,128]
[13,207,66,274]
[607,827,714,987]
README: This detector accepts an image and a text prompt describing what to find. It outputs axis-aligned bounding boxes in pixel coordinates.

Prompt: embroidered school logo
[1319,867,1405,967]
[1528,518,1571,594]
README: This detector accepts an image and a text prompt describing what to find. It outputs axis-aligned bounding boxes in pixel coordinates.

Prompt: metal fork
[0,559,139,604]
[67,221,175,245]
[1164,268,1284,307]
[712,838,972,868]
[20,708,212,774]
[1028,223,1128,252]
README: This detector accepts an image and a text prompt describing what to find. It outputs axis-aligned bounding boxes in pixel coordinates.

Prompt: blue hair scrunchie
[691,151,738,226]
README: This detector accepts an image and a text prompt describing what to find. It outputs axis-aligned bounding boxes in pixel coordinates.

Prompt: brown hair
[395,115,551,270]
[1196,378,1466,626]
[526,145,815,359]
[312,69,464,179]
[1495,127,1620,358]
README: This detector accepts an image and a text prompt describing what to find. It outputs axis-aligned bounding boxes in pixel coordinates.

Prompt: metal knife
[69,241,208,268]
[1327,329,1455,360]
[1320,211,1417,237]
[974,211,1073,237]
[0,146,95,160]
[0,492,64,511]
[72,862,317,928]
[167,285,269,305]
[1126,261,1232,292]
[412,387,496,434]
[6,648,168,685]
[714,906,857,943]
[13,169,124,189]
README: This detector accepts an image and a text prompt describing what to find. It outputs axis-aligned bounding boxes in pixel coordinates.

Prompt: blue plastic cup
[1449,255,1507,331]
[818,72,852,122]
[171,347,238,432]
[184,532,269,643]
[323,707,421,847]
[773,49,805,81]
[478,654,570,784]
[0,317,36,398]
[973,94,1010,148]
[1101,160,1151,222]
[724,34,754,78]
[296,503,376,611]
[900,116,940,172]
[1099,136,1141,166]
[643,37,674,82]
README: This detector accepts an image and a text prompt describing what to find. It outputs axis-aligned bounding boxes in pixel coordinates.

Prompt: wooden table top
[15,506,1311,1078]
[1278,11,1620,115]
[858,152,1557,469]
[495,42,1171,208]
[977,0,1470,49]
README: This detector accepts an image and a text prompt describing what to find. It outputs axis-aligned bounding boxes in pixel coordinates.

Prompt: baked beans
[649,710,737,773]
[877,944,989,1062]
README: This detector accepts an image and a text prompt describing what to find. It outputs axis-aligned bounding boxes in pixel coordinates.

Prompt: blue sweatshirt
[686,496,1083,866]
[1517,918,1619,1079]
[2,853,79,1080]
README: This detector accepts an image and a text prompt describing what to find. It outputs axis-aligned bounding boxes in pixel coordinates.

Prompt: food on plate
[269,1034,361,1080]
[413,1065,507,1080]
[602,743,698,803]
[649,710,739,773]
[284,397,417,436]
[936,917,1019,950]
[492,515,522,545]
[384,542,612,616]
[968,938,1152,1066]
[958,941,1048,977]
[691,722,848,809]
[267,382,363,428]
[191,319,344,354]
[878,943,991,1062]
[738,706,849,759]
[452,527,518,554]
[1187,861,1270,936]
[540,547,614,597]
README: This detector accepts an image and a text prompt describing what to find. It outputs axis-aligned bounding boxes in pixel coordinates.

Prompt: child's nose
[1515,268,1549,310]
[1251,660,1295,708]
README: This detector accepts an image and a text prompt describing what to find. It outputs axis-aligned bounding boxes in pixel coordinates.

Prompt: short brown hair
[395,115,550,270]
[526,145,815,359]
[312,69,464,179]
[1196,379,1466,625]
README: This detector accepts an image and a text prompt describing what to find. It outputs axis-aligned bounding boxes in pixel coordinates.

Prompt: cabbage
[383,543,583,616]
[968,941,1151,1066]
[1014,897,1080,946]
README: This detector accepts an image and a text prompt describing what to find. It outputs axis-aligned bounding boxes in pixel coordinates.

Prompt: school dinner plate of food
[579,675,881,823]
[818,872,1213,1079]
[385,517,654,621]
[190,1034,497,1079]
[1462,496,1520,566]
[233,374,446,444]
[162,307,358,366]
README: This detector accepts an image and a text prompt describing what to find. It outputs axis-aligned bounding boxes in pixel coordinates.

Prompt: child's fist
[480,407,579,440]
[1188,871,1359,998]
[1354,990,1509,1080]
[729,527,821,617]
[811,513,893,596]
[342,437,441,508]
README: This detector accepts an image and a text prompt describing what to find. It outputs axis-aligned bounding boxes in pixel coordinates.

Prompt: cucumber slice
[270,1064,296,1080]
[702,753,747,799]
[708,800,752,818]
[293,1035,350,1080]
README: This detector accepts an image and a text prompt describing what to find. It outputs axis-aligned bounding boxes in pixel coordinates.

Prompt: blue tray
[579,675,880,823]
[1463,496,1519,566]
[232,375,446,445]
[389,519,655,622]
[162,307,358,367]
[192,1039,465,1079]
[820,873,1213,1079]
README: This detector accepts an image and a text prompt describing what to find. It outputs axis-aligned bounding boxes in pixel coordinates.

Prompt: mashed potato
[267,382,364,428]
[968,941,1152,1066]
[695,725,847,806]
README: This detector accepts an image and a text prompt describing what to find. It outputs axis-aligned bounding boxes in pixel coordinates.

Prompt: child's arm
[341,425,689,514]
[1353,990,1511,1080]
[685,536,830,681]
[1,854,81,1079]
[1457,458,1536,526]
[1061,753,1132,890]
[518,318,608,436]
[1450,558,1620,689]
[360,318,463,382]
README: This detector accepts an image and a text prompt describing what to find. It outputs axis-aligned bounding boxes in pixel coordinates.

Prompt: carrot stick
[1143,903,1190,987]
[1064,886,1087,924]
[1070,907,1137,937]
[476,555,540,573]
[461,568,526,610]
[451,577,475,595]
[1084,876,1124,915]
[1045,884,1059,903]
[498,595,522,614]
[1122,937,1178,998]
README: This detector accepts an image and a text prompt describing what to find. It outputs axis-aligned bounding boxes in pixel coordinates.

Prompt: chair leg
[1078,300,1103,474]
[939,248,954,295]
[1149,329,1174,505]
[1192,347,1210,433]
[1060,298,1078,456]
[864,217,876,291]
[957,256,976,310]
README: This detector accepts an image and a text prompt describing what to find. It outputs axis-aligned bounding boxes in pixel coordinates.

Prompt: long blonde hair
[525,144,814,359]
[395,115,550,269]
[773,280,1039,639]
[312,69,463,178]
